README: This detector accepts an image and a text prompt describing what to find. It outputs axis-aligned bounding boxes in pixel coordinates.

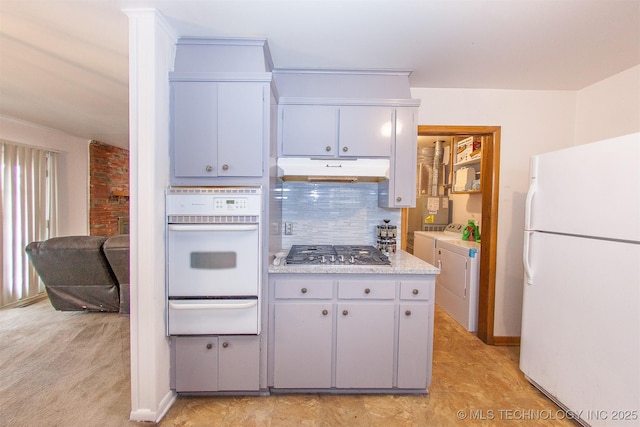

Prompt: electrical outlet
[284,222,293,235]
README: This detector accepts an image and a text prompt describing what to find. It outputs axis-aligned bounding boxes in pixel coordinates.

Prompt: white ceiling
[1,0,639,148]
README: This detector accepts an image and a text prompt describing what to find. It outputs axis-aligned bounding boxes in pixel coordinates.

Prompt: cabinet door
[273,303,333,388]
[378,107,418,208]
[281,105,339,156]
[172,82,218,178]
[175,336,218,392]
[218,335,261,391]
[390,107,417,207]
[335,302,394,388]
[397,303,432,389]
[339,106,393,157]
[217,83,264,177]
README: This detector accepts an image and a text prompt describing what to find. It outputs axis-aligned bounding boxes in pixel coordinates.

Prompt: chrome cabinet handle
[342,309,348,316]
[396,196,402,202]
[364,288,371,294]
[322,309,328,316]
[206,343,213,350]
[325,146,332,152]
[222,342,229,348]
[205,165,213,172]
[301,287,307,294]
[405,310,412,316]
[222,164,229,171]
[342,146,348,152]
[413,289,419,295]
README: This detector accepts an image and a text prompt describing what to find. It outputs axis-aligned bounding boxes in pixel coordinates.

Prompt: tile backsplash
[280,182,401,249]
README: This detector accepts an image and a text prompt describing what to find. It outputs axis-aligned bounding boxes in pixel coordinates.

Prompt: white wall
[575,65,640,145]
[0,115,89,236]
[125,9,176,423]
[450,193,482,228]
[410,88,577,337]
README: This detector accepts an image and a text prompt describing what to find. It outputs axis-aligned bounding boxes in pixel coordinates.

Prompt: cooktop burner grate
[285,245,390,265]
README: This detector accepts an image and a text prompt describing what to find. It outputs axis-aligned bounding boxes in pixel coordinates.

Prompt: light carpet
[0,297,138,427]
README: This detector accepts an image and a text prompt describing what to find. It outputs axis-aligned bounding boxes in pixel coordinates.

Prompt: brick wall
[89,141,129,237]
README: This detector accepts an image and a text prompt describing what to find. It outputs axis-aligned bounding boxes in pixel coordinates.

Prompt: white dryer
[435,239,480,332]
[413,223,464,265]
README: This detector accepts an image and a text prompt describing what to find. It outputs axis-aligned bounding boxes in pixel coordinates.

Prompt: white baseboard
[129,390,177,423]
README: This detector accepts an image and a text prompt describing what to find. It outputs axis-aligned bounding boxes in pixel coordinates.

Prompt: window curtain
[0,141,58,307]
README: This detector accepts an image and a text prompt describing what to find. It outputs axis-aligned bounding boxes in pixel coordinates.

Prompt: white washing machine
[413,223,464,266]
[435,239,480,332]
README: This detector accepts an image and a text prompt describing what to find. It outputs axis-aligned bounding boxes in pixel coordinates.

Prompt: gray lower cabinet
[270,275,434,391]
[174,335,260,392]
[397,280,434,389]
[272,278,333,388]
[335,302,395,388]
[398,303,432,388]
[272,302,332,388]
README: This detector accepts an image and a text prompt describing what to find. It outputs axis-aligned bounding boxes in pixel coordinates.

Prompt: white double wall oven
[166,187,263,336]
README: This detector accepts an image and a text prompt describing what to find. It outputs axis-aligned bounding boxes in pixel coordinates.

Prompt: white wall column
[124,8,176,422]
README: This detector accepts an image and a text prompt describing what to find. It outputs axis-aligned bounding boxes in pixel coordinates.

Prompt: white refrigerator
[521,133,640,427]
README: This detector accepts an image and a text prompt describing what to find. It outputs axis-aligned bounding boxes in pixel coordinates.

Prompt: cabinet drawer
[338,280,395,300]
[400,280,433,301]
[274,279,333,299]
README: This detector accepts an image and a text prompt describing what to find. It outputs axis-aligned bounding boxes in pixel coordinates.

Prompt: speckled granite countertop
[268,249,440,275]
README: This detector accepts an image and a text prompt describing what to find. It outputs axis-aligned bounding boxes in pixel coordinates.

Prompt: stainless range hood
[277,157,390,183]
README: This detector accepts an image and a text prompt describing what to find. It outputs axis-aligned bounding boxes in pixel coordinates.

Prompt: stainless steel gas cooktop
[285,245,390,266]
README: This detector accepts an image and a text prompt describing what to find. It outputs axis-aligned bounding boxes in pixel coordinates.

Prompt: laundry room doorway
[402,125,501,345]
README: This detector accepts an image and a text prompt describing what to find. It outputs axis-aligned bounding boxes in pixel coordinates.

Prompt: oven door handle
[168,224,258,232]
[168,300,258,310]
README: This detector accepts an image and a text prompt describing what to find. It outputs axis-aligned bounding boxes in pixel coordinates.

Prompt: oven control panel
[214,197,248,210]
[166,187,262,217]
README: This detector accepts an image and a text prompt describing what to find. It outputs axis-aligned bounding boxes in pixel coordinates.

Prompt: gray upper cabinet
[171,81,217,178]
[280,105,393,158]
[171,81,265,180]
[379,107,418,208]
[218,83,264,176]
[339,106,394,157]
[169,37,272,185]
[280,105,339,157]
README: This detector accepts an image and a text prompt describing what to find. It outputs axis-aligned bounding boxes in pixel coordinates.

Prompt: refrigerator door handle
[524,183,535,230]
[523,156,539,285]
[523,231,534,284]
[525,180,537,231]
[524,156,538,231]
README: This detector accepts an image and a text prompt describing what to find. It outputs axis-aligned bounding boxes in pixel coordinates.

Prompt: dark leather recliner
[103,234,130,314]
[25,236,121,312]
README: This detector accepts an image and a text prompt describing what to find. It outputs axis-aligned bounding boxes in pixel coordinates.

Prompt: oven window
[190,252,237,269]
